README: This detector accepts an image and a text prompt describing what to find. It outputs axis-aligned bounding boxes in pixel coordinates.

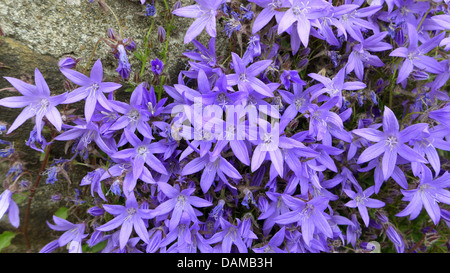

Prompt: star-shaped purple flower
[396,167,450,225]
[172,0,225,44]
[353,106,428,180]
[60,59,122,123]
[344,186,385,227]
[0,69,67,140]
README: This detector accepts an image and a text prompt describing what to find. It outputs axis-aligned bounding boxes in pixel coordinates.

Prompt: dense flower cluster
[0,0,449,253]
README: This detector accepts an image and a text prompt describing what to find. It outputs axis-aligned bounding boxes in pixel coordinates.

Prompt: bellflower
[172,0,225,44]
[277,0,332,47]
[96,193,154,249]
[346,31,393,80]
[45,216,88,253]
[275,195,333,246]
[396,167,450,225]
[0,69,67,140]
[151,58,164,75]
[60,59,122,123]
[180,152,242,193]
[183,38,217,67]
[353,106,428,180]
[344,186,385,227]
[389,23,445,84]
[110,129,167,183]
[308,67,366,108]
[207,217,249,253]
[226,52,274,97]
[252,226,287,253]
[55,118,116,157]
[250,0,289,34]
[116,44,131,80]
[152,182,212,231]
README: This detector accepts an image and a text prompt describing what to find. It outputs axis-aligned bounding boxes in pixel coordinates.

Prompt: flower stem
[140,18,155,78]
[22,141,53,250]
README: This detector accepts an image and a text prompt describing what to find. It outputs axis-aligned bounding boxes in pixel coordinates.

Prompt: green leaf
[54,207,69,220]
[0,231,16,252]
[12,192,29,204]
[91,240,107,253]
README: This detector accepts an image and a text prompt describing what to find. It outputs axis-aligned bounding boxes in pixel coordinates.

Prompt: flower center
[127,207,137,216]
[88,83,100,97]
[385,135,398,151]
[128,109,140,122]
[239,73,248,82]
[269,0,282,10]
[295,98,304,110]
[292,2,310,17]
[355,194,367,205]
[137,145,148,156]
[263,133,273,145]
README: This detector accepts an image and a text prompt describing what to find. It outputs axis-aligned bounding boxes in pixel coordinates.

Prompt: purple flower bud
[108,28,120,41]
[87,206,105,216]
[58,57,77,69]
[158,26,167,43]
[173,1,181,10]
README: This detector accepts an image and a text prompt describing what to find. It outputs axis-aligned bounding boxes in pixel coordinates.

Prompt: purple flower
[116,44,131,79]
[429,104,450,128]
[152,182,212,231]
[55,118,116,157]
[252,226,287,253]
[346,32,393,80]
[110,129,167,184]
[275,195,333,246]
[250,119,306,177]
[207,218,249,253]
[183,38,217,67]
[45,216,88,253]
[181,152,241,193]
[308,67,366,108]
[80,168,107,201]
[250,0,289,34]
[353,106,428,180]
[226,52,274,97]
[0,69,67,140]
[108,83,154,143]
[389,23,445,84]
[60,59,122,123]
[0,189,20,228]
[151,58,164,75]
[96,193,154,249]
[277,0,332,47]
[396,167,450,225]
[172,0,225,44]
[145,3,156,17]
[344,186,385,227]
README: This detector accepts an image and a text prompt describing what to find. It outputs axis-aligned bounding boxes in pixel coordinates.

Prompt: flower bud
[158,26,167,43]
[87,206,105,216]
[58,57,77,69]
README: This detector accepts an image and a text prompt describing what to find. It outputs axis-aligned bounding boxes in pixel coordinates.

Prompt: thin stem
[23,141,53,250]
[103,1,124,38]
[84,38,102,75]
[140,18,155,78]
